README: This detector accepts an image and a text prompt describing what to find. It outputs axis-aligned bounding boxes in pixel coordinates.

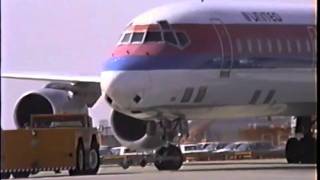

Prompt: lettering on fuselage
[241,12,283,23]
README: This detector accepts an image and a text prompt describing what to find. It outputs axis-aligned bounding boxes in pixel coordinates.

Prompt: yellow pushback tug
[1,114,101,179]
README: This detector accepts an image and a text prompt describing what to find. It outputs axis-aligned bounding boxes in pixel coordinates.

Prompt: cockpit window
[164,32,178,45]
[121,33,131,43]
[158,20,170,30]
[118,23,190,49]
[176,32,189,47]
[131,32,145,43]
[145,31,162,42]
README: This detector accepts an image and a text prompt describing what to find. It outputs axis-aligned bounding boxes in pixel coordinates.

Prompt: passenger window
[267,39,272,53]
[121,33,131,43]
[296,39,302,53]
[145,31,162,42]
[176,32,189,47]
[247,39,252,53]
[164,32,178,45]
[305,39,311,53]
[257,39,262,53]
[131,32,144,43]
[286,39,292,53]
[236,38,242,54]
[276,39,282,53]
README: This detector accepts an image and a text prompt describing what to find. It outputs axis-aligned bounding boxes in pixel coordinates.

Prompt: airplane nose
[101,71,150,110]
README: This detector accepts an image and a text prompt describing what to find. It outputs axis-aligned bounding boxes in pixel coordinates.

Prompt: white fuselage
[101,68,316,121]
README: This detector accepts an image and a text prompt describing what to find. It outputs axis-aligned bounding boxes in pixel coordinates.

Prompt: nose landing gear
[154,144,184,171]
[153,118,188,171]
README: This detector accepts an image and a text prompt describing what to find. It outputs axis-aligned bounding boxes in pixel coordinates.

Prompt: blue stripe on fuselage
[103,55,313,71]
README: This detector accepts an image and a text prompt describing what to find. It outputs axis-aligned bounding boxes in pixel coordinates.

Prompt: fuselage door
[210,18,234,78]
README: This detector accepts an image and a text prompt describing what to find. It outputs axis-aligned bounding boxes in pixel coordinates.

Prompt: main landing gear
[285,116,316,164]
[153,118,188,171]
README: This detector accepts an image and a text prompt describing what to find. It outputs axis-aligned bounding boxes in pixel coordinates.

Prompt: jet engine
[14,88,88,128]
[110,110,165,150]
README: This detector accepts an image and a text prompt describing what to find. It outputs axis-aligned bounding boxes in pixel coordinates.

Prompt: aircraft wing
[2,72,102,107]
[1,72,101,83]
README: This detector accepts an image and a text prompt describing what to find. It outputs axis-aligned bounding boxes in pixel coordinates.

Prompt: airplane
[2,0,317,170]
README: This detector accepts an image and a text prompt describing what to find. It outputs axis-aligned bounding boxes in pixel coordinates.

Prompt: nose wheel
[154,144,184,171]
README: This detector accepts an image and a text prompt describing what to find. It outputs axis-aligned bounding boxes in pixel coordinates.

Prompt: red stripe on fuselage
[112,24,315,59]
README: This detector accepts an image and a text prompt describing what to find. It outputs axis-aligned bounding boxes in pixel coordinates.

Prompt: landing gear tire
[300,135,316,164]
[69,141,85,176]
[154,144,184,171]
[140,159,147,167]
[285,137,301,163]
[285,136,316,164]
[120,159,131,169]
[86,141,100,175]
[286,116,316,164]
[0,173,11,179]
[31,170,39,175]
[12,172,30,178]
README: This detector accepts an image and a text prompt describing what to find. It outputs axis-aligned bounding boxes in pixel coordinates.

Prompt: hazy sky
[1,0,188,129]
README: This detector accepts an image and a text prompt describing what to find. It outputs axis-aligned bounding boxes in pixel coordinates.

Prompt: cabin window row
[235,38,312,55]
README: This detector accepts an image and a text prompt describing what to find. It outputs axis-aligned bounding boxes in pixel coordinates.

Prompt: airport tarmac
[26,159,316,180]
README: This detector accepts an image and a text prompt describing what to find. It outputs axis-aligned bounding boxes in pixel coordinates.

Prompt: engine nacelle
[110,110,165,150]
[14,88,88,128]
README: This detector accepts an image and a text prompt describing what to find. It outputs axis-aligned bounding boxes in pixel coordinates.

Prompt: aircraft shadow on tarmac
[184,161,288,166]
[28,162,316,178]
[30,171,140,179]
[180,163,316,172]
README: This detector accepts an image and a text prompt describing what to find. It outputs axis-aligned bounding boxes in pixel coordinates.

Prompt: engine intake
[15,93,53,128]
[112,110,147,141]
[14,88,88,128]
[110,110,164,150]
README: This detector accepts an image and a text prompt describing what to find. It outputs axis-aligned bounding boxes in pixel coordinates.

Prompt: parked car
[108,146,152,169]
[99,145,113,157]
[214,141,248,153]
[199,142,229,152]
[111,146,130,156]
[180,144,207,154]
[215,141,285,158]
[111,146,148,156]
[247,141,285,158]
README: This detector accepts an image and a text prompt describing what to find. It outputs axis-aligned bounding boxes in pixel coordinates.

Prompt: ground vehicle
[179,143,210,161]
[213,141,285,159]
[214,142,247,153]
[236,141,285,158]
[101,146,152,169]
[99,145,113,157]
[1,114,100,179]
[199,142,229,152]
[180,144,207,154]
[111,146,140,156]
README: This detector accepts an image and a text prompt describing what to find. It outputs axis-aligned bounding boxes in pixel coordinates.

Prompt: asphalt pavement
[24,159,316,180]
